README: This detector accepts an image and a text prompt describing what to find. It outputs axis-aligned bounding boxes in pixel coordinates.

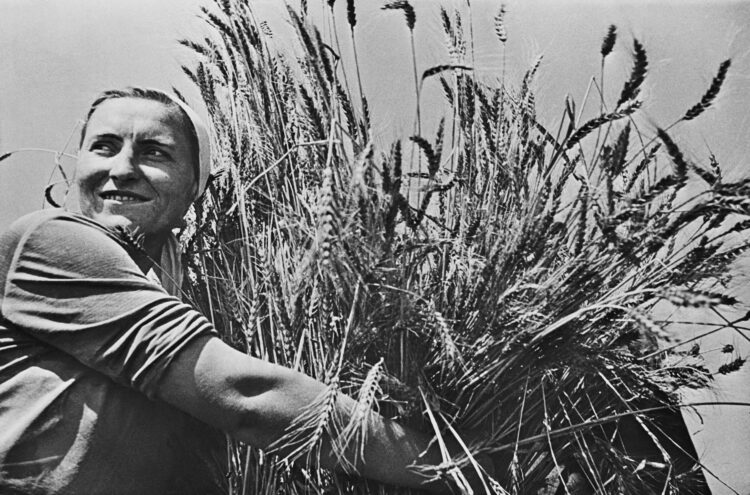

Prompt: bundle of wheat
[178,1,746,493]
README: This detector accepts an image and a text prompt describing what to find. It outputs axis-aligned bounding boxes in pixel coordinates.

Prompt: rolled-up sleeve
[1,211,215,398]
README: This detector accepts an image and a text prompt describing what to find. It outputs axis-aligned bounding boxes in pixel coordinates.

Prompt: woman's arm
[0,212,484,491]
[157,335,477,493]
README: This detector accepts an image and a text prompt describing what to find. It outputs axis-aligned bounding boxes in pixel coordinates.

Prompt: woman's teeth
[104,194,141,202]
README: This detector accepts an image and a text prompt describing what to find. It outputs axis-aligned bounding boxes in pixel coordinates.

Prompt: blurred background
[1,0,748,492]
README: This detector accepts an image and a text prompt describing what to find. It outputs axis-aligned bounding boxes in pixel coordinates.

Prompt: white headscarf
[161,91,212,199]
[151,90,212,297]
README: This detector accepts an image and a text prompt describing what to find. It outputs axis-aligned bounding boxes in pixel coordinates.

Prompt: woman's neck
[143,233,167,261]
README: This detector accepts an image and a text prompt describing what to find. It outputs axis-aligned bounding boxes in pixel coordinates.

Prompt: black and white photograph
[1,0,749,493]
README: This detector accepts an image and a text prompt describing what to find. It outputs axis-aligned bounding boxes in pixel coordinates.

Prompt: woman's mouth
[99,191,149,203]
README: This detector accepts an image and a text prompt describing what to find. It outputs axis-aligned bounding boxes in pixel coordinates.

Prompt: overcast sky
[1,1,749,492]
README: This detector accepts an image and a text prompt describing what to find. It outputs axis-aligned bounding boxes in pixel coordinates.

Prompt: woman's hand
[155,335,498,493]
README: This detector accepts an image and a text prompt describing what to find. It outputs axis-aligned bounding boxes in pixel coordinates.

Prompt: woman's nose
[108,150,139,181]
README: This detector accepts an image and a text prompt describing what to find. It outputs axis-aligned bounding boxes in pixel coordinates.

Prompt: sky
[1,0,749,492]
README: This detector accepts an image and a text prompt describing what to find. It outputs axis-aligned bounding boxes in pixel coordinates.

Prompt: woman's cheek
[75,155,107,187]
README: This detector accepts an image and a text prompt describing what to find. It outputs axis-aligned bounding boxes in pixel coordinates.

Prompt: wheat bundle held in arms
[179,1,746,493]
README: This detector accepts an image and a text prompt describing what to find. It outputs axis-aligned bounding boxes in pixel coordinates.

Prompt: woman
[0,88,488,494]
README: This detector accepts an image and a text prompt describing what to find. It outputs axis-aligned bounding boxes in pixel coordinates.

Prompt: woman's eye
[143,148,170,160]
[90,141,117,155]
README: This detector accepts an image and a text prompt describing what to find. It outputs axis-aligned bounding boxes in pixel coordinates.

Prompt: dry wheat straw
[600,25,616,58]
[494,5,508,44]
[683,59,731,121]
[178,2,750,493]
[617,39,647,106]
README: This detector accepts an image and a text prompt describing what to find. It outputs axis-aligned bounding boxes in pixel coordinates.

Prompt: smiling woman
[0,87,492,495]
[76,90,202,259]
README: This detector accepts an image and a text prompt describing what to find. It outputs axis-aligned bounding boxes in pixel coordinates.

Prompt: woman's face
[76,97,197,238]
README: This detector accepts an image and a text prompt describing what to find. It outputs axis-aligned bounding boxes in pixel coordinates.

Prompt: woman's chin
[91,213,141,233]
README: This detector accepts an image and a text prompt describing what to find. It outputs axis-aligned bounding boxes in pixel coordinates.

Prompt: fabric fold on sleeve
[1,211,216,398]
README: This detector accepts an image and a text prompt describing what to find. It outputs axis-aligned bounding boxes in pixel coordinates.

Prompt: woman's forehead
[85,97,189,143]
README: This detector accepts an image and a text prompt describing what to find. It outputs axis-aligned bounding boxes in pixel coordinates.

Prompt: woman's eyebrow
[138,137,176,148]
[90,132,123,142]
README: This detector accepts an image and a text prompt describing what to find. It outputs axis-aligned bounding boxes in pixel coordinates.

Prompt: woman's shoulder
[0,209,154,290]
[4,208,124,242]
[1,209,130,265]
[0,210,107,291]
[5,209,95,236]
